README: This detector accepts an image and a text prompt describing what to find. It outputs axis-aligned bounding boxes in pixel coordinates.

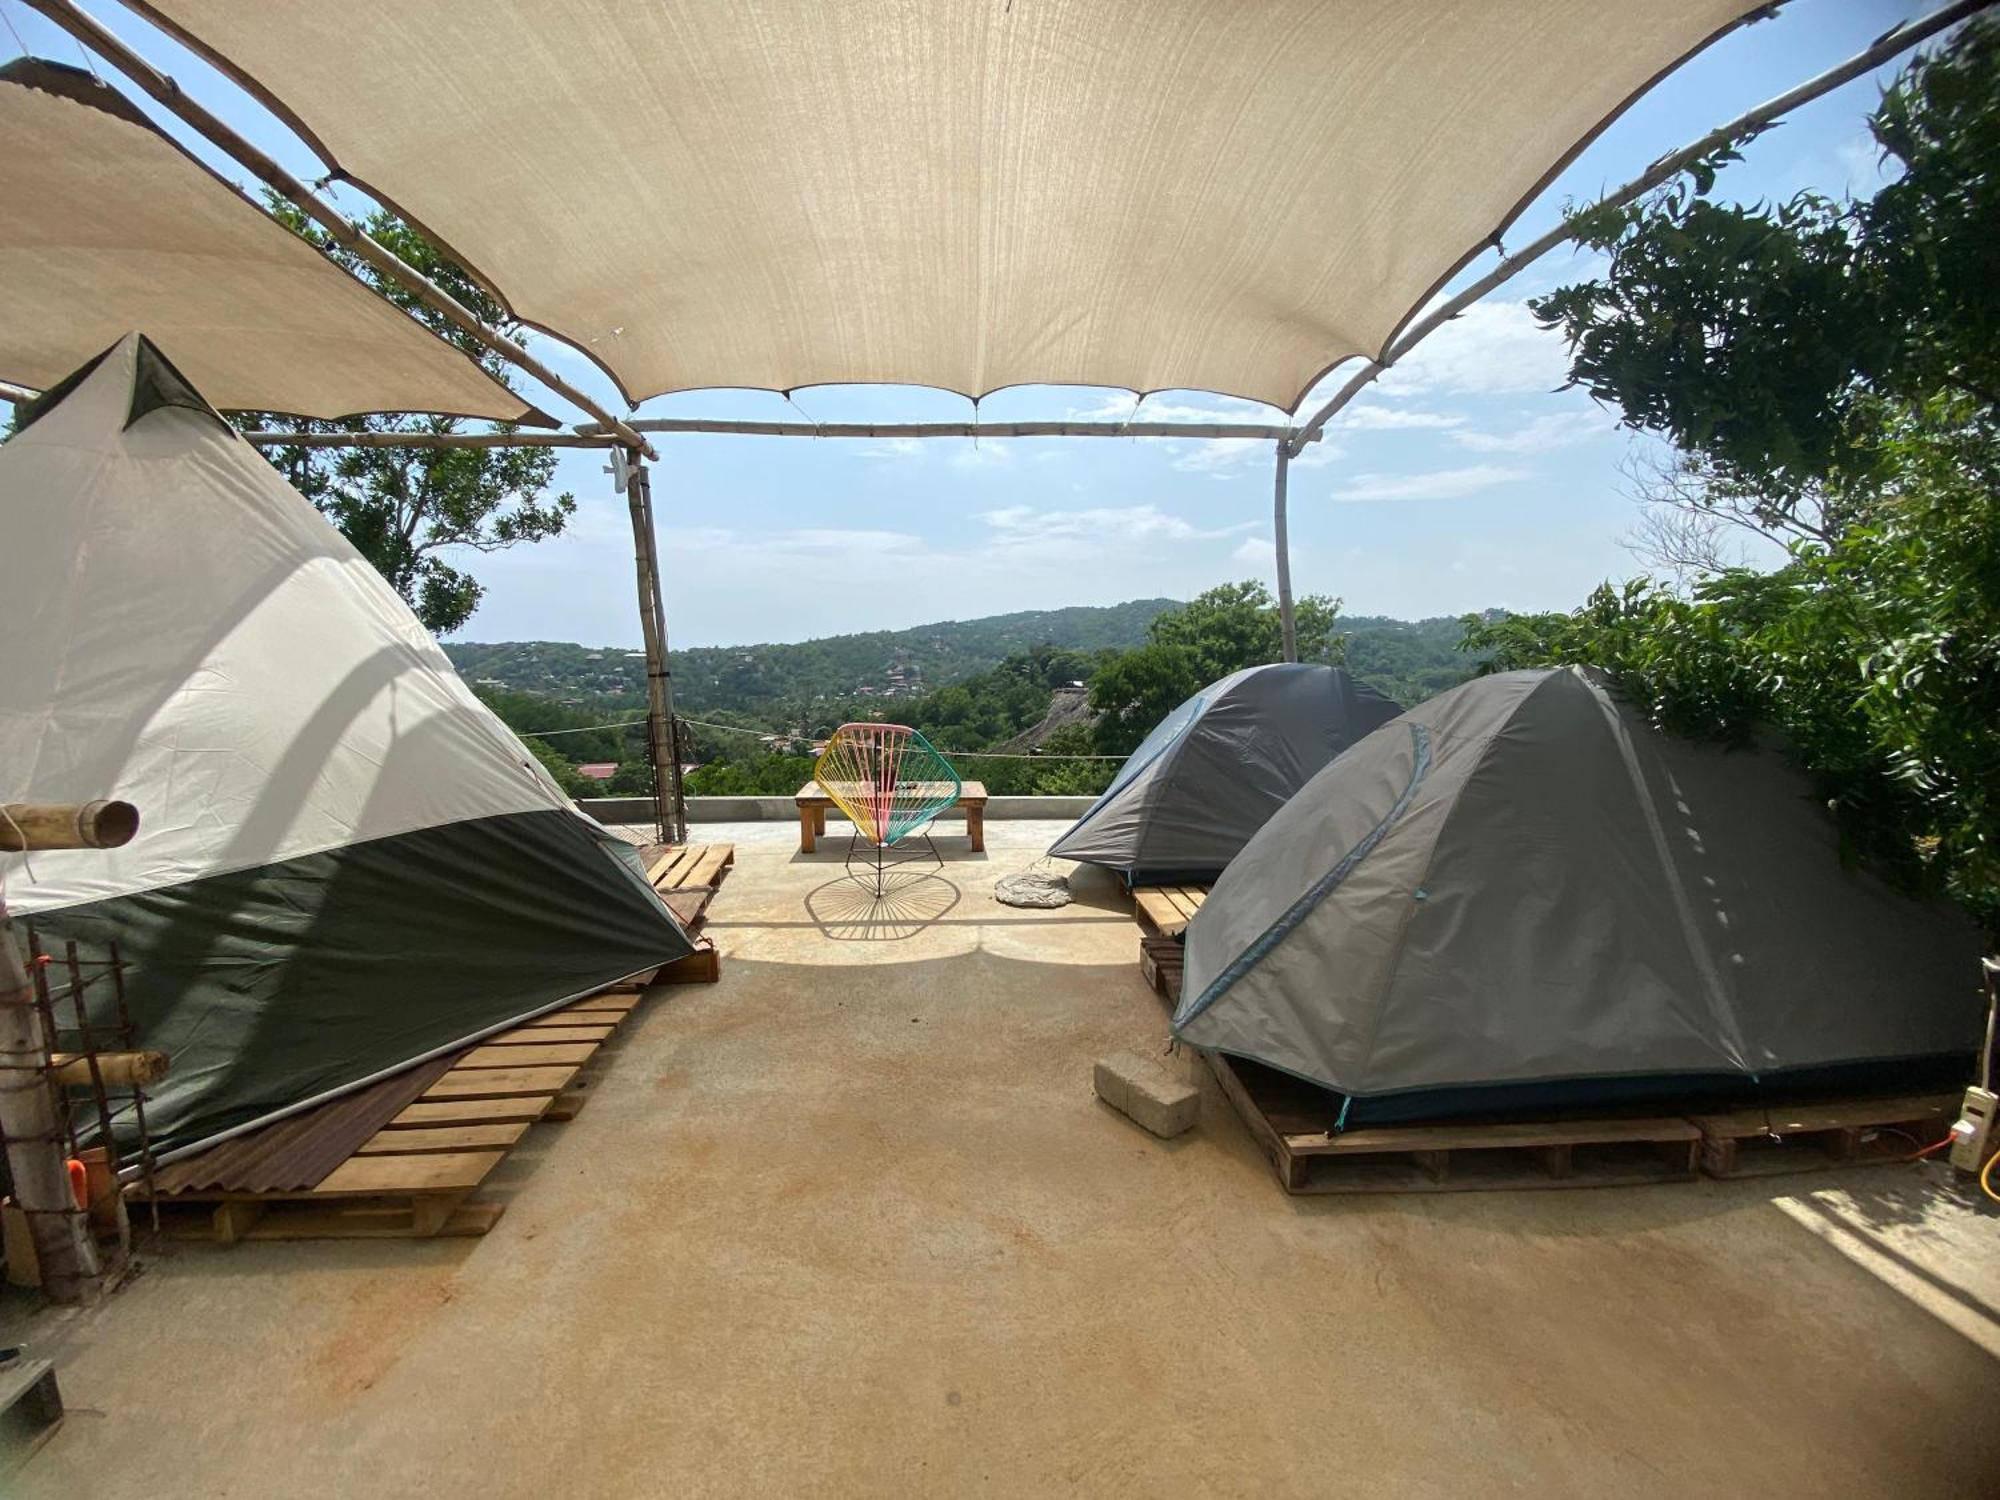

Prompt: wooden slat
[560,992,641,1014]
[420,1064,579,1101]
[388,1096,555,1128]
[1686,1094,1955,1137]
[1134,889,1186,936]
[456,1042,598,1070]
[354,1123,530,1156]
[312,1150,503,1197]
[236,1199,505,1241]
[1301,1117,1701,1157]
[650,847,699,887]
[685,843,733,888]
[646,846,701,885]
[487,1024,616,1046]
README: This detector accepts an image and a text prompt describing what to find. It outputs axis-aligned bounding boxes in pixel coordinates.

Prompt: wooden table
[794,780,987,854]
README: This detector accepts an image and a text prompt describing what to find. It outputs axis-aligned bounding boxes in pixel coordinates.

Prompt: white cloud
[1173,436,1268,474]
[1067,392,1278,424]
[980,503,1256,550]
[1329,464,1531,503]
[1340,403,1466,431]
[948,440,1014,469]
[858,437,923,460]
[1370,300,1572,399]
[1290,439,1344,469]
[1451,409,1612,455]
[1230,535,1276,568]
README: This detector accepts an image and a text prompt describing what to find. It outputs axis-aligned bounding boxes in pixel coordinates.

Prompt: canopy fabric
[135,0,1763,409]
[0,334,688,1157]
[1176,668,1985,1125]
[0,58,549,425]
[1049,663,1402,884]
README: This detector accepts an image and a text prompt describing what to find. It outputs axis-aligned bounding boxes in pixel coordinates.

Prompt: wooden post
[622,455,684,845]
[0,907,101,1300]
[0,799,138,1300]
[1273,443,1297,663]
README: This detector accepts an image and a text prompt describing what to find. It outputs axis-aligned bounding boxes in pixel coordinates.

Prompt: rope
[519,712,1124,761]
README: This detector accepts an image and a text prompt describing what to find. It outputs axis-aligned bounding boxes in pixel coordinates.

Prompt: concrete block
[1094,1050,1199,1139]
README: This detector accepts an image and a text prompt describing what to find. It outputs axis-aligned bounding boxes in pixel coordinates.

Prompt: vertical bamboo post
[0,800,135,1299]
[1273,443,1298,663]
[623,455,685,845]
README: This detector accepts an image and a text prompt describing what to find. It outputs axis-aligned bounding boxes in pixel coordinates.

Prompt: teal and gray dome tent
[1177,667,1985,1126]
[1048,664,1401,885]
[0,335,692,1160]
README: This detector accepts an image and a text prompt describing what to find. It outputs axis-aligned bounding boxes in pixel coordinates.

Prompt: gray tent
[1177,667,1984,1124]
[1049,664,1402,884]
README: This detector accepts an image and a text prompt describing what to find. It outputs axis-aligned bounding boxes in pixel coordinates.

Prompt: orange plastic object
[66,1157,88,1211]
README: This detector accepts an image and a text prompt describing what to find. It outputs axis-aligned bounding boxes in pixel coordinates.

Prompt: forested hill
[445,598,1176,716]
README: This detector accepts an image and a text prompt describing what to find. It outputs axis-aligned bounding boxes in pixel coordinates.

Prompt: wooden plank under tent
[1135,902,1966,1197]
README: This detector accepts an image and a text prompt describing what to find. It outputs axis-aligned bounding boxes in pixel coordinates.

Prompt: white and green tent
[0,335,691,1159]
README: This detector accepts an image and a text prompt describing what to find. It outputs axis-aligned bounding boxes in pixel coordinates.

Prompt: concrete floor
[6,823,1999,1498]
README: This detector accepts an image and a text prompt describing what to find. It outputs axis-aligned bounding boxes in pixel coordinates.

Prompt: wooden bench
[794,779,987,854]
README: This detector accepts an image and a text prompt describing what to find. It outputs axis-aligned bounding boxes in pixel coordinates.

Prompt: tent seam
[1175,721,1431,1030]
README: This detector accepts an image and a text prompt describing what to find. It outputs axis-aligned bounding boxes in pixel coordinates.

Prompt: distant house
[575,762,618,781]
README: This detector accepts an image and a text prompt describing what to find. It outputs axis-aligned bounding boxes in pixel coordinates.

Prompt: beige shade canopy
[135,0,1763,411]
[0,57,550,424]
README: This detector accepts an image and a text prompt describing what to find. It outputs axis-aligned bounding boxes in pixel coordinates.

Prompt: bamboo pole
[603,418,1309,442]
[0,801,139,851]
[241,430,619,450]
[0,379,34,405]
[0,799,134,1300]
[628,458,687,844]
[20,0,657,460]
[1272,444,1297,663]
[50,1051,169,1089]
[1285,0,1996,455]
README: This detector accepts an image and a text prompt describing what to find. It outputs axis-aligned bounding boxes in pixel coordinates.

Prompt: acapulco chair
[813,722,963,896]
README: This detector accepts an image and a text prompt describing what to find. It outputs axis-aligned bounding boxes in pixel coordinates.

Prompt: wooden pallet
[1139,934,1184,1003]
[647,841,736,893]
[141,992,651,1240]
[645,843,731,984]
[1209,1053,1701,1194]
[0,1356,63,1475]
[1132,885,1208,939]
[1688,1093,1957,1178]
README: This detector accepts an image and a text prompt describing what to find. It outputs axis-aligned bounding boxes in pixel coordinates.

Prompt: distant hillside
[445,598,1177,717]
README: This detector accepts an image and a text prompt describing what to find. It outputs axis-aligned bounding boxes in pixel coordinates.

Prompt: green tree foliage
[1475,19,2000,932]
[237,204,575,634]
[1088,582,1344,754]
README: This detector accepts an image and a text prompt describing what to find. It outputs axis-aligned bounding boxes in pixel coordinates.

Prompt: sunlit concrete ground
[5,822,1998,1498]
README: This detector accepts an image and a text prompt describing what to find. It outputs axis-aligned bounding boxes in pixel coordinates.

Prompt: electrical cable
[1981,1147,2000,1208]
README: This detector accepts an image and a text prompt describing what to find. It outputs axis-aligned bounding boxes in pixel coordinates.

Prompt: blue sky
[3,1,1939,647]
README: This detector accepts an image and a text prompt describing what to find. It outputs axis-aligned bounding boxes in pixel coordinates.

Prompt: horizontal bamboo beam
[242,429,618,450]
[0,379,34,404]
[0,801,139,851]
[593,417,1312,442]
[21,0,658,459]
[1286,0,1996,454]
[51,1051,170,1088]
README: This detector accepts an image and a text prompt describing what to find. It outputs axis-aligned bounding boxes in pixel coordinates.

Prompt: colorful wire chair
[813,722,963,894]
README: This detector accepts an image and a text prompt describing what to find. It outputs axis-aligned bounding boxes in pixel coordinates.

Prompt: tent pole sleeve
[625,456,684,845]
[1273,443,1297,663]
[20,0,657,459]
[1283,0,1996,455]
